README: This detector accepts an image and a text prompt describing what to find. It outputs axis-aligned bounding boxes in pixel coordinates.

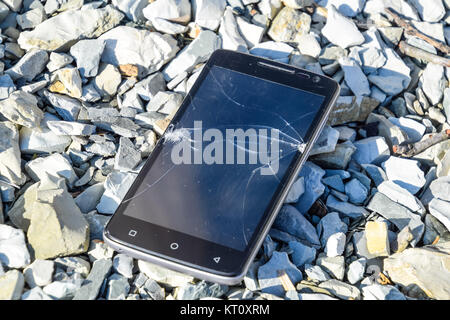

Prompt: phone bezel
[104,49,340,283]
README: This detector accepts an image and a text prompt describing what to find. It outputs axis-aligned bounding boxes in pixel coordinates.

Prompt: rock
[44,0,83,14]
[73,258,113,300]
[18,5,124,51]
[409,0,446,23]
[295,162,325,213]
[273,205,321,247]
[311,142,356,169]
[0,270,24,300]
[344,178,368,205]
[316,255,345,280]
[0,74,15,100]
[70,39,105,78]
[383,241,450,300]
[16,7,45,29]
[428,198,450,232]
[84,212,110,240]
[21,286,52,300]
[106,273,130,300]
[54,256,91,277]
[423,214,450,245]
[326,195,368,218]
[192,0,226,30]
[361,163,388,187]
[319,279,360,299]
[318,0,364,17]
[362,284,406,300]
[25,153,78,187]
[297,33,322,58]
[47,121,96,136]
[268,7,310,43]
[322,175,345,192]
[140,277,166,300]
[443,88,450,122]
[94,63,121,97]
[392,226,414,253]
[49,67,83,99]
[74,183,105,214]
[382,157,426,195]
[339,57,371,97]
[420,63,446,106]
[137,260,194,287]
[289,240,316,267]
[304,264,331,282]
[388,116,425,144]
[43,91,81,121]
[367,47,411,96]
[258,251,303,297]
[97,171,137,214]
[113,254,134,279]
[20,126,72,154]
[352,136,390,166]
[367,192,425,246]
[0,2,9,22]
[43,281,78,300]
[321,5,364,49]
[176,280,227,300]
[146,91,183,114]
[366,113,407,149]
[299,293,337,300]
[112,0,147,22]
[236,16,265,48]
[378,181,423,214]
[26,176,90,259]
[327,96,380,126]
[87,240,114,262]
[347,257,366,284]
[310,126,339,156]
[162,30,219,81]
[5,48,48,81]
[0,121,26,186]
[325,232,346,257]
[23,259,54,288]
[47,52,74,72]
[317,212,347,246]
[219,7,247,52]
[99,26,178,78]
[0,224,30,268]
[364,0,419,21]
[284,176,305,203]
[365,221,390,257]
[0,90,43,129]
[250,41,293,63]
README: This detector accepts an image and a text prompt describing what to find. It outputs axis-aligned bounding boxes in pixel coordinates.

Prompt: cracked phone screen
[122,65,325,252]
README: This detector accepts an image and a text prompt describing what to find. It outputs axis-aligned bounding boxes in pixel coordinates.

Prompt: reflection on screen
[122,65,325,251]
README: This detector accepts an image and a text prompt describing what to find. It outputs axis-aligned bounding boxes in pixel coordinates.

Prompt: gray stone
[0,90,43,129]
[250,41,293,63]
[382,157,426,195]
[443,88,450,122]
[43,281,78,300]
[106,273,130,300]
[0,270,24,300]
[367,192,425,246]
[284,176,305,204]
[378,181,423,214]
[43,91,81,121]
[46,52,74,72]
[388,117,425,143]
[97,171,137,214]
[304,264,331,282]
[87,240,114,263]
[24,259,54,288]
[0,74,15,100]
[74,183,105,214]
[362,284,406,300]
[47,121,96,136]
[236,16,265,48]
[192,0,226,30]
[273,205,321,247]
[347,257,366,284]
[176,280,227,300]
[321,5,364,49]
[21,286,52,300]
[327,96,380,126]
[0,224,30,268]
[0,121,26,186]
[322,175,345,192]
[70,39,105,78]
[163,30,220,81]
[99,26,178,78]
[54,256,91,278]
[326,195,368,218]
[289,240,316,267]
[295,162,325,213]
[73,258,113,300]
[6,48,48,81]
[317,212,348,247]
[146,91,183,115]
[258,251,303,297]
[366,113,407,149]
[384,241,450,300]
[361,164,387,187]
[423,214,450,245]
[84,212,110,241]
[0,2,9,22]
[114,137,141,172]
[113,254,134,279]
[352,136,390,166]
[16,7,45,29]
[316,255,345,280]
[428,198,450,232]
[18,5,124,51]
[344,178,368,204]
[141,278,165,300]
[85,141,116,157]
[339,57,371,97]
[319,279,360,300]
[310,126,339,156]
[25,153,78,187]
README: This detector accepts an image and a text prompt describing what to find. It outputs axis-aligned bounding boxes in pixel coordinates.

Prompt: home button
[170,242,179,250]
[213,257,221,264]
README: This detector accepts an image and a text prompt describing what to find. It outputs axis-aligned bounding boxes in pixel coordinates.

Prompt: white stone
[318,0,365,17]
[99,26,179,78]
[20,126,72,154]
[0,90,43,129]
[409,0,446,23]
[420,63,446,106]
[97,171,137,214]
[249,41,293,63]
[21,286,52,300]
[24,259,54,288]
[0,121,26,186]
[47,52,74,72]
[112,0,147,22]
[0,224,30,268]
[50,67,83,99]
[382,157,426,195]
[325,232,346,257]
[70,39,105,78]
[0,74,15,99]
[297,33,322,58]
[346,258,366,284]
[25,153,78,187]
[0,270,24,300]
[16,7,45,29]
[113,254,134,279]
[94,63,122,97]
[219,7,248,52]
[310,125,340,156]
[339,57,371,96]
[192,0,226,30]
[352,136,390,165]
[18,5,124,51]
[364,0,419,21]
[143,0,191,24]
[47,121,96,136]
[236,16,265,49]
[43,281,78,300]
[162,30,220,81]
[150,17,189,35]
[428,198,450,232]
[378,181,423,213]
[388,117,426,143]
[321,5,364,49]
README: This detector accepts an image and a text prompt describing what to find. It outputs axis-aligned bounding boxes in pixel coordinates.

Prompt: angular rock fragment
[0,90,43,129]
[0,224,30,268]
[5,48,48,81]
[0,121,26,186]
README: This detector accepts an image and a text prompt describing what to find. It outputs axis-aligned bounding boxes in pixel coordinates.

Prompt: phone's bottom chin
[103,230,246,286]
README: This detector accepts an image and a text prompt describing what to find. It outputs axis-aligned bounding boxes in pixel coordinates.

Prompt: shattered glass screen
[122,65,325,251]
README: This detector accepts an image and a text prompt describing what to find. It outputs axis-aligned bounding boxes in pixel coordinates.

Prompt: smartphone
[103,49,340,285]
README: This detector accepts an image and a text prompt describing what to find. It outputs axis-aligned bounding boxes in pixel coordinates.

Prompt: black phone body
[103,49,340,285]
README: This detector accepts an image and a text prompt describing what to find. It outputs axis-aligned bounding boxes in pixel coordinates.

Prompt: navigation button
[128,230,137,237]
[170,242,179,250]
[213,257,221,264]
